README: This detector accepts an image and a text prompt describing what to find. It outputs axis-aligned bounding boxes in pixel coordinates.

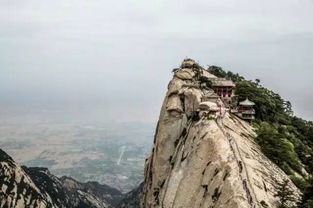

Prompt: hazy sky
[0,0,313,122]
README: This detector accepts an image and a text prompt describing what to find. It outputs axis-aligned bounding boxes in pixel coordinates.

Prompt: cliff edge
[142,59,299,208]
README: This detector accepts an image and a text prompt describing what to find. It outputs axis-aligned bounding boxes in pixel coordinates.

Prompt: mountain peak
[141,60,300,208]
[0,148,14,163]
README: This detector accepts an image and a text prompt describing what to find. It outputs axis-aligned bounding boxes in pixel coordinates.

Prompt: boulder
[199,101,219,111]
[175,69,195,80]
[166,94,183,113]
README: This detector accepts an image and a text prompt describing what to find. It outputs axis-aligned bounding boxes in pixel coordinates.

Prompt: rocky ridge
[0,149,124,208]
[0,149,54,208]
[142,60,300,208]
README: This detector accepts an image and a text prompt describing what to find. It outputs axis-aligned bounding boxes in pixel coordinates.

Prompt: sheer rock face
[142,67,300,208]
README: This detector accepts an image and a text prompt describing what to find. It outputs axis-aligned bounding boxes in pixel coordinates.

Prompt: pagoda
[237,98,255,121]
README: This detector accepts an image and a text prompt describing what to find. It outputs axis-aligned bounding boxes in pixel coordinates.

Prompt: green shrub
[274,179,298,208]
[290,176,309,191]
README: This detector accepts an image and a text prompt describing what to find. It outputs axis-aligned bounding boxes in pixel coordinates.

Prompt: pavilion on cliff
[236,98,255,121]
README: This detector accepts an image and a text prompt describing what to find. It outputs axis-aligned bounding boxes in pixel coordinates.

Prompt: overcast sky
[0,0,313,123]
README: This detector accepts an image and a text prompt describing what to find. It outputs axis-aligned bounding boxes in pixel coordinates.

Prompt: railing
[242,115,255,119]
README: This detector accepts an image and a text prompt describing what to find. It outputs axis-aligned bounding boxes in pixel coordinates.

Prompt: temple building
[211,78,236,105]
[237,98,255,121]
[177,58,235,106]
[175,59,257,122]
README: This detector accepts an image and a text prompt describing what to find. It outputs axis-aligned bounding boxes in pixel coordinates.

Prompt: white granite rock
[142,65,300,208]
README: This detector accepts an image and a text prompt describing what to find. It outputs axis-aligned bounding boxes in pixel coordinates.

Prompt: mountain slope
[118,182,143,208]
[142,60,300,208]
[0,149,54,208]
[0,149,123,208]
[22,167,122,208]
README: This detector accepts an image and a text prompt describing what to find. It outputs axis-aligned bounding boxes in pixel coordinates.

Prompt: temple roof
[202,70,217,79]
[239,98,255,106]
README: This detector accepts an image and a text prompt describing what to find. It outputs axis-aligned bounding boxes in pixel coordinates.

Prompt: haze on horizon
[1,0,313,123]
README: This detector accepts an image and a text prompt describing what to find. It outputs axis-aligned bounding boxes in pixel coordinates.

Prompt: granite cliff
[142,59,300,208]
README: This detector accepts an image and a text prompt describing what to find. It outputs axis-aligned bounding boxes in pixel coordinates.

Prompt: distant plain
[0,106,154,193]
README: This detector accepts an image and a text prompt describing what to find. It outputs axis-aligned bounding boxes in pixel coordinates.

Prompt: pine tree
[274,179,298,208]
[298,178,313,208]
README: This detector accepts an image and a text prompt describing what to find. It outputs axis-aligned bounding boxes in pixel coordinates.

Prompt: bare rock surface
[0,149,53,208]
[142,64,300,208]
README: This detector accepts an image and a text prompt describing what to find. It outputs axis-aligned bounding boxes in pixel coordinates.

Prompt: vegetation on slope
[209,66,313,207]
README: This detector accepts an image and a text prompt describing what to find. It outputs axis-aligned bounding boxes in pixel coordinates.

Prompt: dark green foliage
[256,122,302,174]
[225,71,245,82]
[199,76,213,88]
[235,80,293,123]
[298,178,313,208]
[291,117,313,147]
[208,65,244,82]
[192,63,201,70]
[208,66,293,123]
[274,179,298,208]
[208,66,227,77]
[290,176,309,191]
